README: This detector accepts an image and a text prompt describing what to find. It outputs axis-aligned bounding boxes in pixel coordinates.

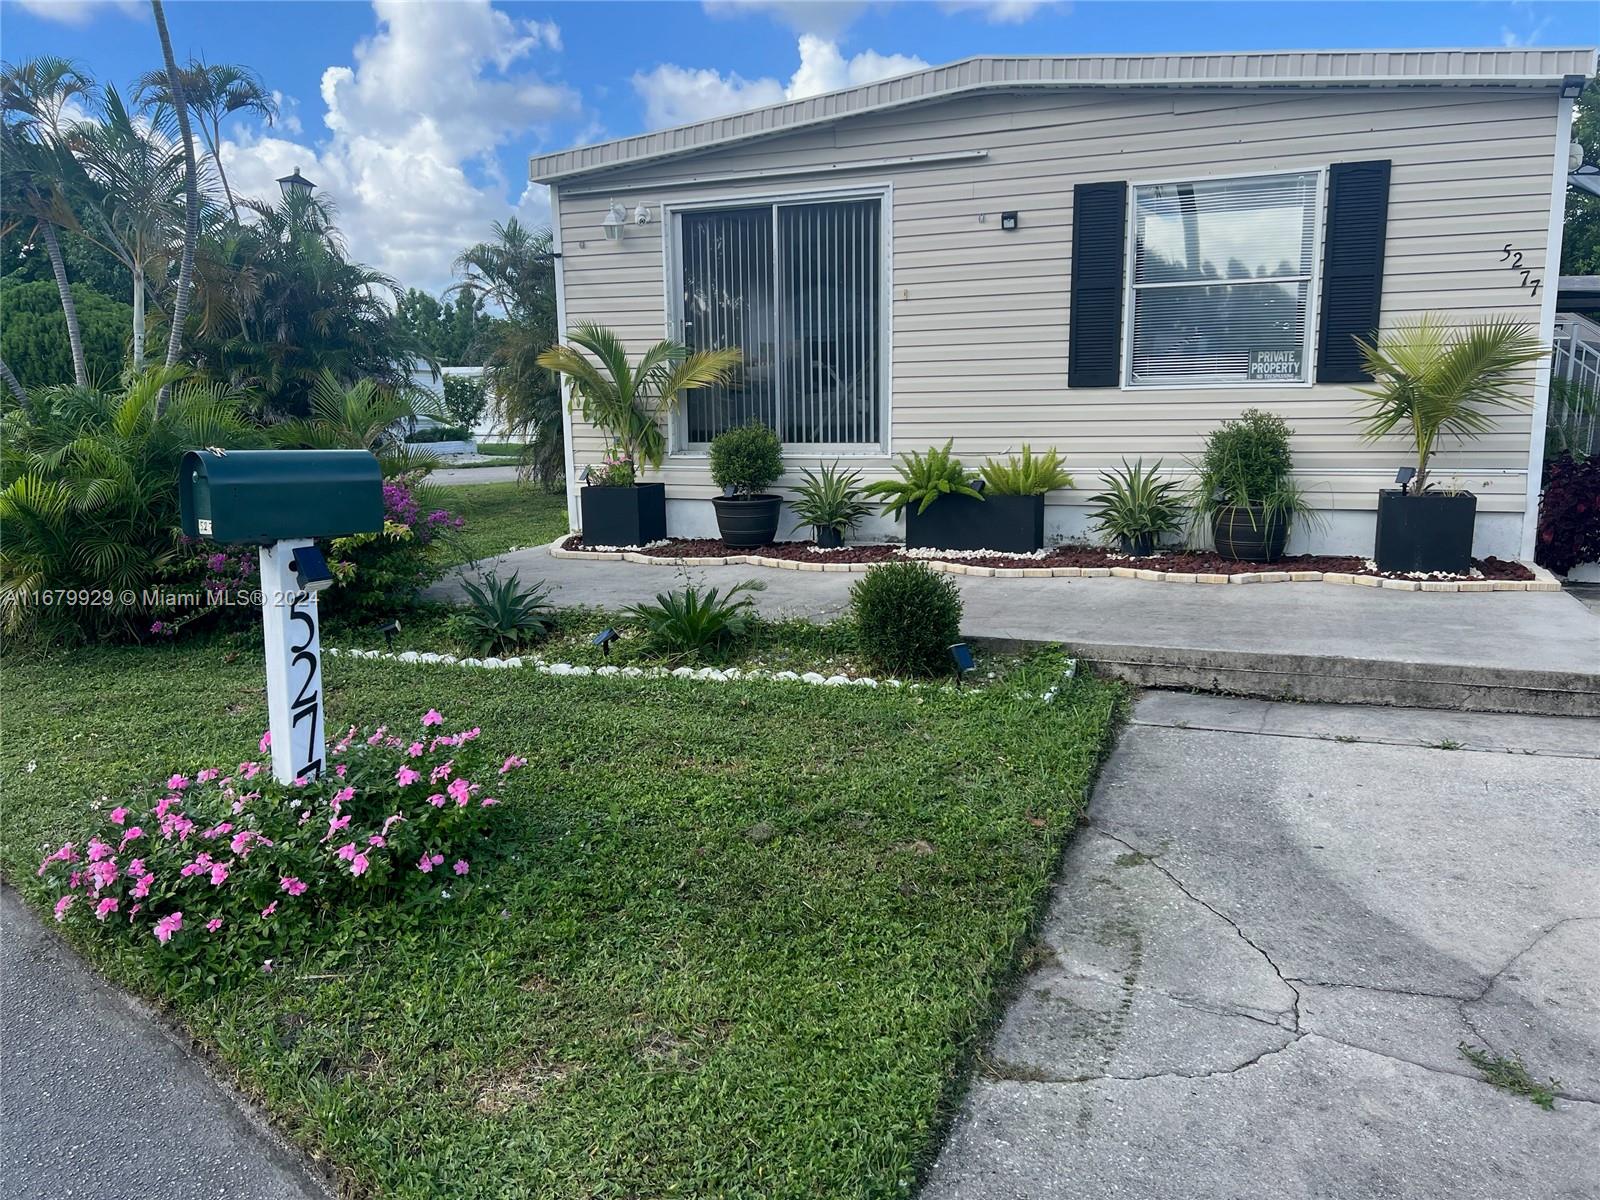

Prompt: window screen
[1127,172,1319,386]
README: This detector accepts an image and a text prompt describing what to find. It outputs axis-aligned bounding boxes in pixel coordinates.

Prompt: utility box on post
[180,449,384,544]
[179,448,384,785]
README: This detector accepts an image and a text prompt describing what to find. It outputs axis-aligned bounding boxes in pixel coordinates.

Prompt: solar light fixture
[721,483,738,498]
[592,627,620,657]
[377,619,402,650]
[949,642,976,686]
[290,545,334,595]
[1395,466,1417,493]
[1000,210,1019,231]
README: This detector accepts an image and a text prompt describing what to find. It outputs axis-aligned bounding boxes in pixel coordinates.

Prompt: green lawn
[2,635,1121,1199]
[428,481,569,567]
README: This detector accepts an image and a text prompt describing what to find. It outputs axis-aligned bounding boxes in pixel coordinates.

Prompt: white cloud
[11,0,142,25]
[939,0,1055,23]
[633,33,928,128]
[269,91,303,136]
[701,1,867,39]
[217,0,577,294]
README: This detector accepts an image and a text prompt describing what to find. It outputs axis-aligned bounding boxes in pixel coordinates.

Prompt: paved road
[922,692,1600,1200]
[429,464,519,485]
[0,887,328,1200]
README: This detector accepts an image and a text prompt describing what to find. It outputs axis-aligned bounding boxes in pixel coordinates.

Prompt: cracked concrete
[923,692,1600,1200]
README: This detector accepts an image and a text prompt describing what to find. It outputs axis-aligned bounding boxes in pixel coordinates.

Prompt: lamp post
[277,166,316,200]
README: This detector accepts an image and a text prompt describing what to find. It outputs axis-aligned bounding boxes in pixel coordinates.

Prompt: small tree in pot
[1188,409,1316,562]
[709,423,784,547]
[1356,314,1545,573]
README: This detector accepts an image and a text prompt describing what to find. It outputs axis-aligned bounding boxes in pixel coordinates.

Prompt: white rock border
[548,541,1564,593]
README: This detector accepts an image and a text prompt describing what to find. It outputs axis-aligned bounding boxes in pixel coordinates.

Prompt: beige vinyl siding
[557,85,1559,515]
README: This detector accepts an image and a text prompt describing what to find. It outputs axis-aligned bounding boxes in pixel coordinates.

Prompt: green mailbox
[179,449,384,544]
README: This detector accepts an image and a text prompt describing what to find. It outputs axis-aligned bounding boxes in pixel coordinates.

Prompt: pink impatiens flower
[333,786,355,805]
[334,842,358,862]
[499,755,527,775]
[54,895,75,922]
[167,774,190,791]
[325,814,352,841]
[153,911,183,943]
[259,730,272,753]
[395,766,422,787]
[260,901,278,919]
[430,760,455,784]
[86,838,113,863]
[447,778,473,807]
[206,918,224,932]
[349,853,369,878]
[130,873,154,898]
[280,876,308,897]
[408,741,425,758]
[417,852,445,874]
[426,793,446,809]
[109,806,130,825]
[422,709,444,727]
[37,842,77,876]
[208,863,229,887]
[94,897,118,921]
[118,827,144,852]
[197,768,220,783]
[453,860,469,876]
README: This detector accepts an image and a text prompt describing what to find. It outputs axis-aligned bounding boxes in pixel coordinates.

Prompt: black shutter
[1316,160,1391,384]
[1068,181,1127,389]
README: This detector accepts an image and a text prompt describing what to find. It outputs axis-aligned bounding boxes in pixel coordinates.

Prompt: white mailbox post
[258,539,328,783]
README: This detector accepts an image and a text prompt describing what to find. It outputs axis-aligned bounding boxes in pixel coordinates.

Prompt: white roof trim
[530,47,1597,185]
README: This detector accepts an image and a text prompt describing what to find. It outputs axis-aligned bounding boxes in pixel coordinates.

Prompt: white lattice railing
[1550,313,1600,459]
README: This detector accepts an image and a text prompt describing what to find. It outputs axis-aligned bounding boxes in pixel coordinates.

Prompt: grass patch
[2,634,1123,1198]
[428,482,569,568]
[1458,1044,1559,1109]
[475,443,530,457]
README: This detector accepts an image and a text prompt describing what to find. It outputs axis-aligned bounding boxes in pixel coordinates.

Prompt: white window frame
[1120,166,1327,391]
[662,182,893,456]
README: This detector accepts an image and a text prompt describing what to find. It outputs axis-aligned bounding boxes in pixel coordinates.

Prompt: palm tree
[136,57,275,224]
[270,371,443,477]
[149,0,200,412]
[1,56,96,389]
[72,85,186,370]
[452,219,554,318]
[1356,314,1548,493]
[537,323,741,471]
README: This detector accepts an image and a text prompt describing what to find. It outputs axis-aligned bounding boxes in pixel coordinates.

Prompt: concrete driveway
[924,693,1600,1200]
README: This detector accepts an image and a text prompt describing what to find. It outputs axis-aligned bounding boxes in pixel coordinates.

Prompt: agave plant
[1086,458,1184,552]
[456,570,555,656]
[864,441,982,519]
[0,365,263,638]
[1355,314,1547,494]
[980,445,1074,496]
[621,580,765,658]
[536,323,741,471]
[790,461,872,538]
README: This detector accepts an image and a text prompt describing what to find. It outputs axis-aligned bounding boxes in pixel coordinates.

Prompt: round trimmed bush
[708,423,783,495]
[850,560,963,676]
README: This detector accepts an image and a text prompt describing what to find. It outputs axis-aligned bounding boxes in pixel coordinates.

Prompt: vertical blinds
[1129,171,1319,385]
[682,198,880,446]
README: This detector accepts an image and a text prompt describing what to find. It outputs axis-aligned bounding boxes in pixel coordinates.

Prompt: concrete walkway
[0,887,328,1200]
[429,547,1600,715]
[430,464,518,485]
[923,692,1600,1200]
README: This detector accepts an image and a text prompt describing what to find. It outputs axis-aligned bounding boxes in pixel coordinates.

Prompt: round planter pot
[1118,533,1158,557]
[1212,504,1287,563]
[813,525,844,549]
[712,494,783,547]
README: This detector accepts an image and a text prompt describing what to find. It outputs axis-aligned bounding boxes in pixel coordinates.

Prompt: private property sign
[1248,349,1303,381]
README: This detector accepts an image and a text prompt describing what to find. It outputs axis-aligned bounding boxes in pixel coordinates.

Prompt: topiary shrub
[0,278,132,390]
[708,423,783,496]
[849,561,963,676]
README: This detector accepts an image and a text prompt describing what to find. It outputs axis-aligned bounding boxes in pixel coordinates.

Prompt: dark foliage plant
[1537,453,1600,575]
[849,561,963,676]
[708,423,784,496]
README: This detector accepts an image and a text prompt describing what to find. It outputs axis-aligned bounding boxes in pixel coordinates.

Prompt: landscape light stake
[949,642,976,689]
[593,627,620,657]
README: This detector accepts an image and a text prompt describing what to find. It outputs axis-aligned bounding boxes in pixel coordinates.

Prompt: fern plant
[455,570,554,655]
[1086,459,1184,552]
[980,445,1073,496]
[622,580,765,658]
[790,461,871,538]
[864,441,982,518]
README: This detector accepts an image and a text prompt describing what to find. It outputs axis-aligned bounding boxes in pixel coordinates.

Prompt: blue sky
[4,0,1594,293]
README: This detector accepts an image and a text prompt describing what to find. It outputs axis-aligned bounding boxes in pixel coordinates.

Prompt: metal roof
[530,47,1597,185]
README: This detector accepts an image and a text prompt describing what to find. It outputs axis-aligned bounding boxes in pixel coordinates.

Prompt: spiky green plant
[622,580,765,659]
[269,371,445,478]
[980,445,1074,496]
[1356,314,1547,493]
[0,365,263,638]
[537,323,741,471]
[864,440,982,518]
[1086,458,1184,545]
[790,461,872,537]
[456,570,554,656]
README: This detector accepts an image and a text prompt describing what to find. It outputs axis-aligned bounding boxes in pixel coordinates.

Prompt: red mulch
[561,536,1534,582]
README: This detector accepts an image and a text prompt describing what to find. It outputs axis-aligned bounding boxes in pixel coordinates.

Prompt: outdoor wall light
[949,642,976,684]
[377,619,402,650]
[1561,74,1586,99]
[290,545,334,595]
[602,201,627,242]
[1000,211,1019,231]
[593,627,620,656]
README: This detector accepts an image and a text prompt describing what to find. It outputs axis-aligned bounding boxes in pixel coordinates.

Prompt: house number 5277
[1500,244,1542,297]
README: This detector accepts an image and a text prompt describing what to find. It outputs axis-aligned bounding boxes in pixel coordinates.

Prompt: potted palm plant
[1087,459,1183,556]
[1187,409,1316,562]
[537,323,740,546]
[709,423,784,547]
[791,461,871,547]
[1356,314,1545,573]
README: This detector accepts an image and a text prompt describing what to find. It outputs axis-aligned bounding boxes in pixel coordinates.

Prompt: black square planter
[1373,489,1477,574]
[580,483,666,547]
[904,493,1044,554]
